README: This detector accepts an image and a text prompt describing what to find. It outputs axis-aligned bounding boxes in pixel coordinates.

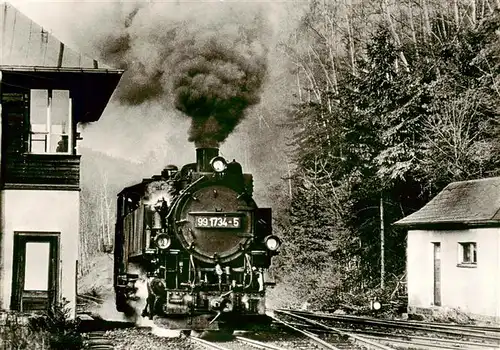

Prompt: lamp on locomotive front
[155,234,171,250]
[264,235,281,252]
[210,156,227,173]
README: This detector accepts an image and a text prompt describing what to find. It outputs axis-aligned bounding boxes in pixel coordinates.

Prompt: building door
[433,242,441,306]
[10,232,60,313]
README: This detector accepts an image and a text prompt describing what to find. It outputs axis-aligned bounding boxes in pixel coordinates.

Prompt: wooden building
[0,3,123,317]
[394,177,500,319]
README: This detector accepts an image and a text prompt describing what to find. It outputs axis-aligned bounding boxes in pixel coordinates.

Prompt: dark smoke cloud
[98,2,269,147]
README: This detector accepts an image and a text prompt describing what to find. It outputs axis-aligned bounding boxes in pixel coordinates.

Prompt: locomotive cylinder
[196,148,219,172]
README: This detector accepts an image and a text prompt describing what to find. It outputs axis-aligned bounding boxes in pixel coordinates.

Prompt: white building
[0,3,122,318]
[394,177,500,319]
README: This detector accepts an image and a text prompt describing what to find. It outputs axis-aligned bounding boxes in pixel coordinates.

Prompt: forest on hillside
[78,0,500,309]
[78,147,154,274]
[270,0,500,309]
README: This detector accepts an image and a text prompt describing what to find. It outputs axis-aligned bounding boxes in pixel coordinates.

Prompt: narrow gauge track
[268,312,397,350]
[289,309,500,337]
[191,312,397,350]
[85,331,115,350]
[291,325,500,350]
[191,335,296,350]
[76,313,137,350]
[278,309,500,350]
[77,314,118,350]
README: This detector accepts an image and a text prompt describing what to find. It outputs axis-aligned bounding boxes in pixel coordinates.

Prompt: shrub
[0,312,49,349]
[28,300,83,350]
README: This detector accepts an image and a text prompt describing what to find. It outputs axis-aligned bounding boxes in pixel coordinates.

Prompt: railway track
[85,331,115,350]
[270,311,397,350]
[77,313,136,350]
[289,309,500,337]
[278,309,500,350]
[77,306,500,350]
[191,335,298,350]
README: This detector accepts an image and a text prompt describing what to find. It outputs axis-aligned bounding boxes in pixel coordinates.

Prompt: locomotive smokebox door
[174,182,255,264]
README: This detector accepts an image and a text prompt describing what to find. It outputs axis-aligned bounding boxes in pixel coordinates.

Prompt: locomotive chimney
[196,147,219,172]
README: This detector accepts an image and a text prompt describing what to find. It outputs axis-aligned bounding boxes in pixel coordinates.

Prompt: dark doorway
[433,242,441,306]
[10,232,60,313]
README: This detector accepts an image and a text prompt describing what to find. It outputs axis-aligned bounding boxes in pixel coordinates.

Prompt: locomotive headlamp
[264,235,281,251]
[210,157,227,172]
[155,234,171,249]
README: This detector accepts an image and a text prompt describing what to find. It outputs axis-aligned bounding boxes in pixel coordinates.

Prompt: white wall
[0,189,79,318]
[407,228,500,317]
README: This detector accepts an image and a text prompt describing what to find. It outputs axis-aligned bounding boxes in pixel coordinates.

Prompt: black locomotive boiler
[113,147,280,332]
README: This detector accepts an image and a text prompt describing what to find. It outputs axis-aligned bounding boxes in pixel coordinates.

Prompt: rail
[236,336,292,350]
[85,331,115,350]
[190,336,232,350]
[281,309,500,350]
[284,309,500,341]
[271,311,396,350]
[268,313,342,350]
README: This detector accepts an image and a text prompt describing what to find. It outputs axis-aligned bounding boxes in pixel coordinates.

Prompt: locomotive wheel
[153,297,166,316]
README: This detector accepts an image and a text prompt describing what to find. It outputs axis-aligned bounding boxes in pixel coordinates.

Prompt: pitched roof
[0,2,115,71]
[394,177,500,228]
[0,3,123,123]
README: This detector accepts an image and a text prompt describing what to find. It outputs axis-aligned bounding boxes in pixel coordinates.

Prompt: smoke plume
[98,2,269,147]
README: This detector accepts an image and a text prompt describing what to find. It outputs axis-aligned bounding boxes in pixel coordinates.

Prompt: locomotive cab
[113,148,280,331]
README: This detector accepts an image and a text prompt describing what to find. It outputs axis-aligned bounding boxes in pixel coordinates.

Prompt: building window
[29,89,72,154]
[458,242,477,266]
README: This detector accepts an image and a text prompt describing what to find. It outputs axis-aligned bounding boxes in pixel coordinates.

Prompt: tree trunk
[380,194,385,289]
[382,0,410,72]
[453,0,460,28]
[471,0,477,26]
[408,3,418,46]
[422,0,432,40]
[345,0,356,75]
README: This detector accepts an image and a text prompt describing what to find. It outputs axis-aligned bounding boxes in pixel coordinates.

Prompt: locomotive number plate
[194,216,241,228]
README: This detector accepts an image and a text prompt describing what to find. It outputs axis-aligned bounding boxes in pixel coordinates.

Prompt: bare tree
[422,91,490,181]
[98,169,114,252]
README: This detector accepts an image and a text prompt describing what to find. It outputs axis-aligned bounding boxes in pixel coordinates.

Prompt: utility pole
[380,194,385,289]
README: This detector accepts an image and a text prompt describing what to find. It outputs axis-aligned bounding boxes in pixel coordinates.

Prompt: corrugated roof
[0,2,111,69]
[394,177,500,227]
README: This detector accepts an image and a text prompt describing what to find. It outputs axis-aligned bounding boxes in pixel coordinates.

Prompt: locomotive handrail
[166,175,207,219]
[243,254,253,289]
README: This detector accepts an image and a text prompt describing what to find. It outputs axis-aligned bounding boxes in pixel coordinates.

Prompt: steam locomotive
[113,147,280,332]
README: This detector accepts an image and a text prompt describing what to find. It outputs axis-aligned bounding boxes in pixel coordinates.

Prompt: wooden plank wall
[3,154,80,187]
